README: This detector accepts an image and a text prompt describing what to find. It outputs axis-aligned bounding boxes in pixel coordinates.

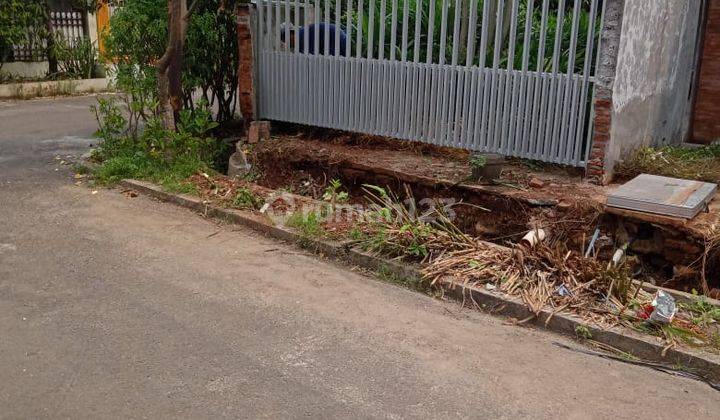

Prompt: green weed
[286,211,325,238]
[574,325,593,340]
[232,188,262,210]
[617,145,720,183]
[377,264,428,292]
[680,295,720,327]
[355,184,471,261]
[322,179,349,205]
[91,97,224,191]
[469,154,487,169]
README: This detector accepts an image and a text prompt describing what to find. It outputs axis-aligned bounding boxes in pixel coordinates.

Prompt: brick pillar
[586,0,625,185]
[237,3,255,124]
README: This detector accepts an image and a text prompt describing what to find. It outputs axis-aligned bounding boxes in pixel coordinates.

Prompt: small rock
[485,283,497,291]
[528,177,545,189]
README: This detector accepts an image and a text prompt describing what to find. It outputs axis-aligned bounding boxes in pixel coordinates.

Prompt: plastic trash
[520,229,547,248]
[649,290,677,324]
[556,284,572,297]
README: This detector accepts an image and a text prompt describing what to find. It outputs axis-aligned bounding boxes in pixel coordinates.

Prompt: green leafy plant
[0,0,44,69]
[322,178,350,210]
[102,0,240,123]
[53,35,97,79]
[91,95,224,188]
[680,295,720,328]
[356,184,471,260]
[232,187,262,210]
[469,154,487,169]
[574,324,592,340]
[343,0,599,72]
[286,211,325,238]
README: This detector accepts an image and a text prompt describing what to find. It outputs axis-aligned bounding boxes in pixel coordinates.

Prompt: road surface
[0,96,717,418]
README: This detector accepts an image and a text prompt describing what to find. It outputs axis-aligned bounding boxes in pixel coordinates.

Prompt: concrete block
[248,121,271,144]
[471,153,505,181]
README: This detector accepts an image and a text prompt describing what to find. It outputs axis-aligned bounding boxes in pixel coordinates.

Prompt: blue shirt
[297,23,348,56]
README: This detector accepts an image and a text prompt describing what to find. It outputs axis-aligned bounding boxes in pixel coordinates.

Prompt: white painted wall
[606,0,704,172]
[2,61,49,78]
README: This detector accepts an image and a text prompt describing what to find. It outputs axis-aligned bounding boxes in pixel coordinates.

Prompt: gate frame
[239,0,628,185]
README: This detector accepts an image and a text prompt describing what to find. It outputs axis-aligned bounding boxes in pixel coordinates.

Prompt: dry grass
[355,184,477,261]
[616,145,720,183]
[422,240,646,326]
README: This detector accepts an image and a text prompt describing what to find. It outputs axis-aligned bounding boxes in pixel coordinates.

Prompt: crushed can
[649,290,677,324]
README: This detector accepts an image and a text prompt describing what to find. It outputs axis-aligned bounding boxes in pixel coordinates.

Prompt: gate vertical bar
[517,0,535,157]
[437,0,449,144]
[558,0,582,163]
[572,0,600,165]
[461,0,479,148]
[543,0,566,161]
[489,0,506,152]
[449,0,463,146]
[529,0,550,158]
[409,0,423,139]
[501,0,520,154]
[476,0,491,150]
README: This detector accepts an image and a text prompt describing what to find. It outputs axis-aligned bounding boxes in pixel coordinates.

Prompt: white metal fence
[255,0,604,166]
[11,11,86,62]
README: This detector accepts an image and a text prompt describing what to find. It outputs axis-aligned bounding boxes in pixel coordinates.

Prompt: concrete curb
[119,178,720,383]
[0,78,112,100]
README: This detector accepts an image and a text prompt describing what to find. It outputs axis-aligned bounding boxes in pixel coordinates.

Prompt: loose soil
[242,129,720,295]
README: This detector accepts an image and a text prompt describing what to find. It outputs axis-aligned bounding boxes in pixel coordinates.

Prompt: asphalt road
[0,96,718,419]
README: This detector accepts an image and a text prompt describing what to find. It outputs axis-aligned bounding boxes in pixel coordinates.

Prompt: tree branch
[184,0,199,20]
[156,45,175,73]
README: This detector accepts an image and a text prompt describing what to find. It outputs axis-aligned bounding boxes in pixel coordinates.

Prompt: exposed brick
[247,121,270,144]
[594,98,612,109]
[692,0,720,143]
[585,89,615,184]
[237,4,255,123]
[593,132,610,143]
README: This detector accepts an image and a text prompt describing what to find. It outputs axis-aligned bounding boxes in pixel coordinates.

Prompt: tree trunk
[157,0,190,130]
[459,0,470,63]
[43,3,58,75]
[486,0,513,62]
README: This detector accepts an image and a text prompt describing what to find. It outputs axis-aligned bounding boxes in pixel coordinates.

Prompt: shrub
[53,35,98,79]
[102,0,240,123]
[91,96,226,187]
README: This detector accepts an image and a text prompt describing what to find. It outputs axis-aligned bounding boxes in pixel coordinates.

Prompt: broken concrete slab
[607,174,717,219]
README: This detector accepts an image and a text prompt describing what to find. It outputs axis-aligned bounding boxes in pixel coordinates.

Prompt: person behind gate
[280,23,348,56]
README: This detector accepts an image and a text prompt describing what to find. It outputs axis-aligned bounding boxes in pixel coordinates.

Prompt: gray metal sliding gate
[255,0,605,167]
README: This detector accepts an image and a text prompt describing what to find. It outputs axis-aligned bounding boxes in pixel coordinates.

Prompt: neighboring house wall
[692,0,720,144]
[1,62,50,78]
[3,6,100,79]
[604,0,704,178]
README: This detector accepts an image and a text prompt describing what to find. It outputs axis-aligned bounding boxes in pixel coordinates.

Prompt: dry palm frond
[422,239,652,326]
[357,184,476,261]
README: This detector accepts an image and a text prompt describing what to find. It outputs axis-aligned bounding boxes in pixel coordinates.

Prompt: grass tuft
[616,145,720,183]
[232,187,262,210]
[286,211,325,238]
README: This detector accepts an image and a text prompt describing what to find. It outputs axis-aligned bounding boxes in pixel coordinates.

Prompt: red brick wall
[692,0,720,144]
[237,4,255,124]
